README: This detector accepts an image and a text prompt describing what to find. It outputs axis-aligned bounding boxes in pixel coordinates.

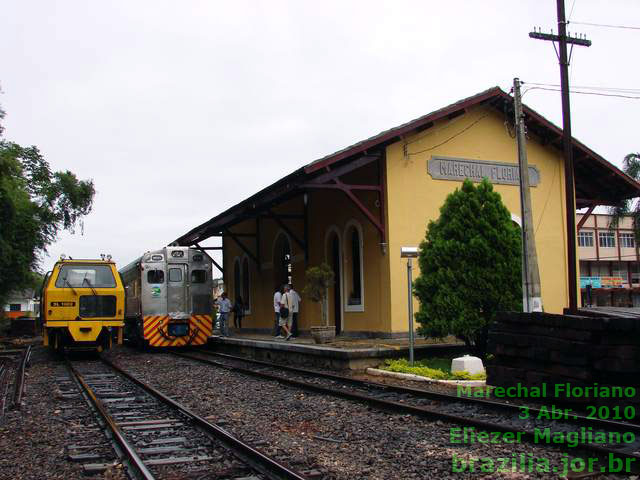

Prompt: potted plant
[302,263,336,344]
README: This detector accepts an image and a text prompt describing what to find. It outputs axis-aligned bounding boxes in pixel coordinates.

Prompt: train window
[169,268,183,282]
[55,264,116,288]
[147,270,165,284]
[191,270,206,283]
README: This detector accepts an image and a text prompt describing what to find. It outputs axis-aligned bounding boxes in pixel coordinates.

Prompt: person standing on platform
[273,285,283,338]
[215,292,232,337]
[280,285,293,340]
[233,296,244,329]
[288,284,301,338]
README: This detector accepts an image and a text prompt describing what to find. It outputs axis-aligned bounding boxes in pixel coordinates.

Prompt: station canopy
[173,86,640,246]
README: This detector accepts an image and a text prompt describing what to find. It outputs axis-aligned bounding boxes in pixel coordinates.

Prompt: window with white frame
[241,257,250,313]
[599,231,616,248]
[620,233,635,248]
[233,259,241,300]
[344,222,364,310]
[578,231,594,247]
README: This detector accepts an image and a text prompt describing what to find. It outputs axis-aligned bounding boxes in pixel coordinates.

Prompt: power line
[579,255,639,261]
[569,20,640,31]
[523,81,640,94]
[524,86,640,100]
[567,0,577,21]
[406,114,489,156]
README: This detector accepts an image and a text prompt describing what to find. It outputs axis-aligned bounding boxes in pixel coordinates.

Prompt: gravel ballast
[106,347,628,480]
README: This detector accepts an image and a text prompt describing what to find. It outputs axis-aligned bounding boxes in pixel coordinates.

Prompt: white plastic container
[451,355,485,375]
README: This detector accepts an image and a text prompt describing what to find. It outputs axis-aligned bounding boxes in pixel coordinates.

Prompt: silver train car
[119,246,213,347]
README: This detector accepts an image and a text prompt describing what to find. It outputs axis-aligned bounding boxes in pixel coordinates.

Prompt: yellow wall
[224,105,574,335]
[384,105,570,332]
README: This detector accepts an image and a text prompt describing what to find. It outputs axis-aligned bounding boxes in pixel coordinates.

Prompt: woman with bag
[279,285,293,340]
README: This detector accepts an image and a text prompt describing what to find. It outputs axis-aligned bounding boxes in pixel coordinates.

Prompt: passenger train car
[41,257,125,351]
[119,246,213,347]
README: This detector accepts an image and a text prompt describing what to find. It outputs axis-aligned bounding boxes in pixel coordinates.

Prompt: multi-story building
[577,213,639,307]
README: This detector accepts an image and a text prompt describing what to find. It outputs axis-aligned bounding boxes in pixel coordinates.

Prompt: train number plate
[51,301,76,307]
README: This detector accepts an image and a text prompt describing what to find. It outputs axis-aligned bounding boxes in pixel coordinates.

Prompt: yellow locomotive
[41,256,124,351]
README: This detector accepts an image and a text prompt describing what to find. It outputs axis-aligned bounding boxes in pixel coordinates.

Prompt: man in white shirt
[273,286,283,338]
[215,292,232,337]
[288,284,301,338]
[280,285,293,340]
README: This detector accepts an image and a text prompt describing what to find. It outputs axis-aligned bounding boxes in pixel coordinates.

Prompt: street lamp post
[401,247,419,366]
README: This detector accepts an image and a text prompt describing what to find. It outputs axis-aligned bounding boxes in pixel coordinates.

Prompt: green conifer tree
[413,178,522,357]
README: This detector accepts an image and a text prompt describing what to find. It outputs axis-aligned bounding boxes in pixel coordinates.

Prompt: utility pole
[529,0,591,312]
[513,78,543,312]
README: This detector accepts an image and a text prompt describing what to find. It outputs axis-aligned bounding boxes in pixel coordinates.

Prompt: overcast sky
[2,0,639,274]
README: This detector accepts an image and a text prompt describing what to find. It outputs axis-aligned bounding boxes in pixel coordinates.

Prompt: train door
[167,263,189,320]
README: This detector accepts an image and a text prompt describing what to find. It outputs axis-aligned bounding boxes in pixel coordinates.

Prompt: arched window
[242,257,250,313]
[273,233,292,289]
[344,221,364,312]
[233,258,241,301]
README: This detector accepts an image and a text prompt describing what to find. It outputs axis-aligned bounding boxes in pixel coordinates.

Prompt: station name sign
[428,156,540,186]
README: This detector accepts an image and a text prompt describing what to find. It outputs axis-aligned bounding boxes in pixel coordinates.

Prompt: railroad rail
[0,359,8,417]
[11,345,32,410]
[0,345,32,414]
[174,350,640,472]
[66,356,308,480]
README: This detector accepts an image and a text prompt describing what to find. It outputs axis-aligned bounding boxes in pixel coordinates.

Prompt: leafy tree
[0,105,95,305]
[609,153,640,236]
[413,179,522,358]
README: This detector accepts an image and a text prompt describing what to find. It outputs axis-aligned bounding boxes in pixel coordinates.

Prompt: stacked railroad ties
[486,311,640,410]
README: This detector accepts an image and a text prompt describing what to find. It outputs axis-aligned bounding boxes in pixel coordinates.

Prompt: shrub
[413,179,522,358]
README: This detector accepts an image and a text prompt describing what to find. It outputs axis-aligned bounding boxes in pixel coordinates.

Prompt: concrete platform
[206,333,465,370]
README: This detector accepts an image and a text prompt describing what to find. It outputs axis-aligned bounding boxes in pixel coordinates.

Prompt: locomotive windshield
[55,264,116,288]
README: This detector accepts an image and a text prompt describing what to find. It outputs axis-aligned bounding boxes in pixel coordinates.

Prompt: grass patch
[381,357,486,381]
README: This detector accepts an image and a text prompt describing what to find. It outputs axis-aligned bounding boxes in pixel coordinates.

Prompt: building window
[9,304,21,312]
[578,231,594,247]
[344,222,364,311]
[273,233,292,288]
[599,231,616,248]
[620,233,635,248]
[242,257,250,312]
[233,259,241,299]
[632,263,640,284]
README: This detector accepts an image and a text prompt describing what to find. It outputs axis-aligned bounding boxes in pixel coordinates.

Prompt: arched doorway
[325,229,342,335]
[273,233,291,291]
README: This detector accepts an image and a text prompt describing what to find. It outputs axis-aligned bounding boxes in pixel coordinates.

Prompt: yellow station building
[174,87,640,337]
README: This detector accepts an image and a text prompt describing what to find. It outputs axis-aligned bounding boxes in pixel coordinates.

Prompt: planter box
[310,325,335,344]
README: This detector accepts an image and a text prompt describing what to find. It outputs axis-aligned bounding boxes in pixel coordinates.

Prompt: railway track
[66,356,309,480]
[0,345,32,416]
[174,349,640,472]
